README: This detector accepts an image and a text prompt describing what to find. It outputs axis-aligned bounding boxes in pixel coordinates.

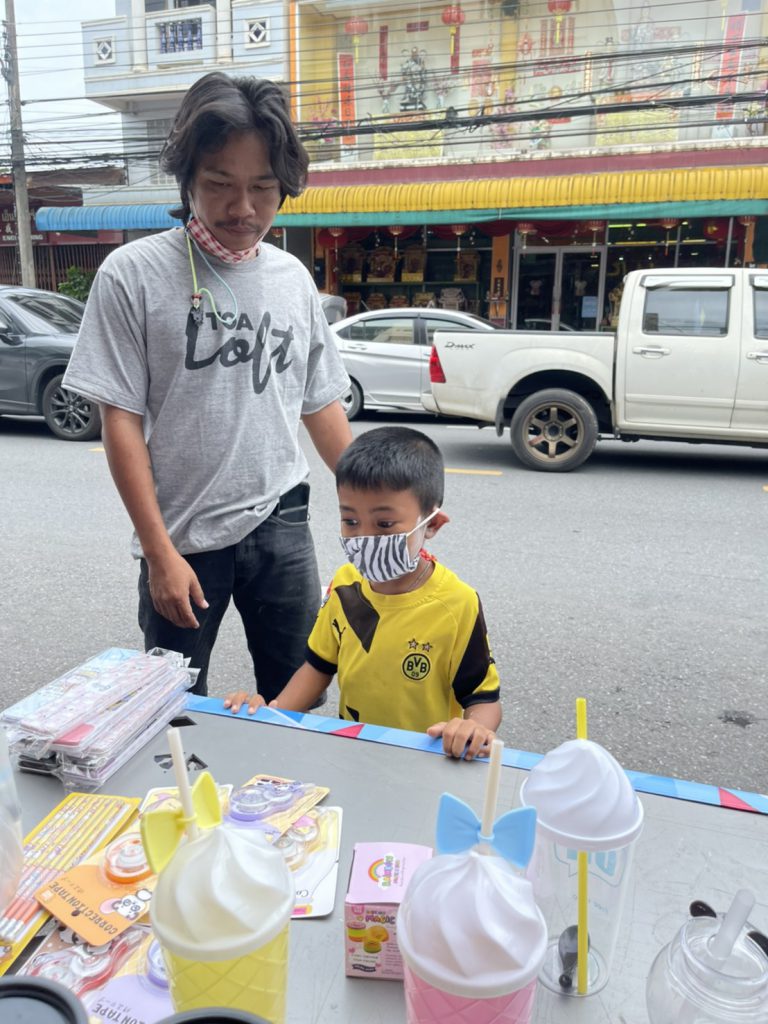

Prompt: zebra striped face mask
[339,508,440,583]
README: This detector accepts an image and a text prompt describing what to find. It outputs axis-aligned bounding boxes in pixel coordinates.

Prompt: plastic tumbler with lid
[397,739,547,1024]
[141,729,294,1024]
[647,890,768,1023]
[0,728,23,916]
[519,699,643,996]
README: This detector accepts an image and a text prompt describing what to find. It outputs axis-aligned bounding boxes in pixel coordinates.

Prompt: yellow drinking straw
[576,697,589,995]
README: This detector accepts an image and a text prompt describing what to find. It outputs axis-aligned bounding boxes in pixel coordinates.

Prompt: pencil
[0,794,136,943]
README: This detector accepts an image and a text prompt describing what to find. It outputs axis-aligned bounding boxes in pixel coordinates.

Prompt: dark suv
[0,286,100,441]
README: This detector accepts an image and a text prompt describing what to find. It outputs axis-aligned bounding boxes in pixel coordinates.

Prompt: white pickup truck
[423,267,768,470]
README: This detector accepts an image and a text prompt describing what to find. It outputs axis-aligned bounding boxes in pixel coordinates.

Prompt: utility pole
[3,0,35,287]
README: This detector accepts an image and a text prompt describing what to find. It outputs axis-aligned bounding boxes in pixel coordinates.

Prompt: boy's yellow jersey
[305,559,500,732]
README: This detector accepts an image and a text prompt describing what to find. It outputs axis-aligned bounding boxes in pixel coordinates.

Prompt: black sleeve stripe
[305,645,337,676]
[451,595,494,704]
[460,689,501,709]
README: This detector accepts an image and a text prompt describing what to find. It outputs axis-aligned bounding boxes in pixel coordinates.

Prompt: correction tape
[104,834,152,884]
[24,928,145,997]
[145,939,168,988]
[228,785,275,821]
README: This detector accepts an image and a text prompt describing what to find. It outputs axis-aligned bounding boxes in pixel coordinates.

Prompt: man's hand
[146,550,209,629]
[427,717,496,760]
[223,690,266,715]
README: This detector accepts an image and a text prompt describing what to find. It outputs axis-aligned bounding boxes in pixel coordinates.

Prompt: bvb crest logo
[402,652,431,681]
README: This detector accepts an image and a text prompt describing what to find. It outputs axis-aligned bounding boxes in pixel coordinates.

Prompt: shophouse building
[36,0,768,329]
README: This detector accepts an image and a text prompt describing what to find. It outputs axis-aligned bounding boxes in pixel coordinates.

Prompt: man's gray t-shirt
[63,230,349,557]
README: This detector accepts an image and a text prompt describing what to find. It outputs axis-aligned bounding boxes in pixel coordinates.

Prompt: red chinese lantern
[548,0,571,45]
[450,223,469,256]
[585,219,606,250]
[659,218,679,255]
[442,5,465,73]
[516,221,537,250]
[270,226,284,239]
[388,224,405,256]
[344,16,369,61]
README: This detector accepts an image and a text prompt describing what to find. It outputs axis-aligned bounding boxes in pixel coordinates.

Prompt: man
[63,72,352,699]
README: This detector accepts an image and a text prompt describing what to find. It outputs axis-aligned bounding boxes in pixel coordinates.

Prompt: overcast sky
[8,0,120,165]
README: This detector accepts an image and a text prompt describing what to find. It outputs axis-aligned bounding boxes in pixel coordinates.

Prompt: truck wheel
[42,374,102,441]
[510,388,598,471]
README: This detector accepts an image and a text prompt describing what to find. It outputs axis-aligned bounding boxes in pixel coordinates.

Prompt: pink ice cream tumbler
[397,849,547,1024]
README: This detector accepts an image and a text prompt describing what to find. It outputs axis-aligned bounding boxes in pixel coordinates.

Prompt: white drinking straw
[679,889,755,1023]
[479,739,504,854]
[709,889,755,962]
[166,727,199,842]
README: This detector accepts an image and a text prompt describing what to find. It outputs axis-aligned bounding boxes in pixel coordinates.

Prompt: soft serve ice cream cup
[396,849,547,1024]
[149,825,294,1024]
[520,738,643,996]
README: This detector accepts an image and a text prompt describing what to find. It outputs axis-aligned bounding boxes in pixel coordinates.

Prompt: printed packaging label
[344,842,432,980]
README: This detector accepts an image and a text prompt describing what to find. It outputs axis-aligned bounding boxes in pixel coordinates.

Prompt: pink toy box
[344,842,432,980]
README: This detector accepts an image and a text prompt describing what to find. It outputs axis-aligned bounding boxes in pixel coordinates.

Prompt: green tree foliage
[57,266,96,303]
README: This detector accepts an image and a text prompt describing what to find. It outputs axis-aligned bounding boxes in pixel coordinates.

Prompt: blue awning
[35,205,178,231]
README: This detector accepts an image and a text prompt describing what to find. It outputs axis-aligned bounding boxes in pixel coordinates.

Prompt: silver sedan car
[331,307,495,419]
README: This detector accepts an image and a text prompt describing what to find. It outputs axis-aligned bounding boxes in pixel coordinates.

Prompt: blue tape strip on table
[186,695,768,815]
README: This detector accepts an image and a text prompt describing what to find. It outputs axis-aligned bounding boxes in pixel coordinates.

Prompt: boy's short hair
[336,427,444,512]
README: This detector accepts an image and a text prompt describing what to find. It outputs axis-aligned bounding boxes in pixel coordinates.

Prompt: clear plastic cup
[520,738,643,996]
[0,729,23,916]
[647,913,768,1023]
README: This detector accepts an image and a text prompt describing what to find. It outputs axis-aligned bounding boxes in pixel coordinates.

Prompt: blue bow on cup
[436,794,537,869]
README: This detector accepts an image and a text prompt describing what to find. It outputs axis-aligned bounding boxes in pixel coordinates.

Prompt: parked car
[331,307,495,419]
[0,286,100,441]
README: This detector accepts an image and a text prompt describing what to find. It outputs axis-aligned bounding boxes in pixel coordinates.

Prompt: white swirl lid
[150,825,294,961]
[520,739,643,851]
[396,850,547,998]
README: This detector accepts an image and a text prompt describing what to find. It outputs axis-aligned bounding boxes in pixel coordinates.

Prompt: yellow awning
[282,165,768,217]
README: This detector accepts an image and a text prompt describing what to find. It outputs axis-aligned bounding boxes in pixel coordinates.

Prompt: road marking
[89,447,105,453]
[445,468,503,476]
[445,424,480,429]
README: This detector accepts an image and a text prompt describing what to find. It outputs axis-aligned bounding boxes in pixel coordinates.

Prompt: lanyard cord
[185,230,238,327]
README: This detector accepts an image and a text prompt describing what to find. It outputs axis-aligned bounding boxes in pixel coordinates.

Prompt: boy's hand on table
[427,718,496,760]
[223,691,266,715]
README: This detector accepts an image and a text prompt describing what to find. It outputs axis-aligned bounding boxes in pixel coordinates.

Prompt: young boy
[225,427,501,760]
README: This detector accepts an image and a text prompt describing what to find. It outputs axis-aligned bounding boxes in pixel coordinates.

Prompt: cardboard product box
[344,842,432,980]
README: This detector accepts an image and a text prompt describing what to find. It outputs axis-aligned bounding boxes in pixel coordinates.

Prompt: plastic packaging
[647,897,768,1023]
[3,649,195,792]
[520,738,643,996]
[0,729,23,916]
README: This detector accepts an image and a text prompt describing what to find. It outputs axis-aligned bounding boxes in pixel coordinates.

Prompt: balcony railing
[157,19,203,55]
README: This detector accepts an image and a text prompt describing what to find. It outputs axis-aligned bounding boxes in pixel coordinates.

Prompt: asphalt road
[1,412,766,795]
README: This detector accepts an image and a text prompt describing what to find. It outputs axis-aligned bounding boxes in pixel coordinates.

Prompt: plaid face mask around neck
[339,509,440,584]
